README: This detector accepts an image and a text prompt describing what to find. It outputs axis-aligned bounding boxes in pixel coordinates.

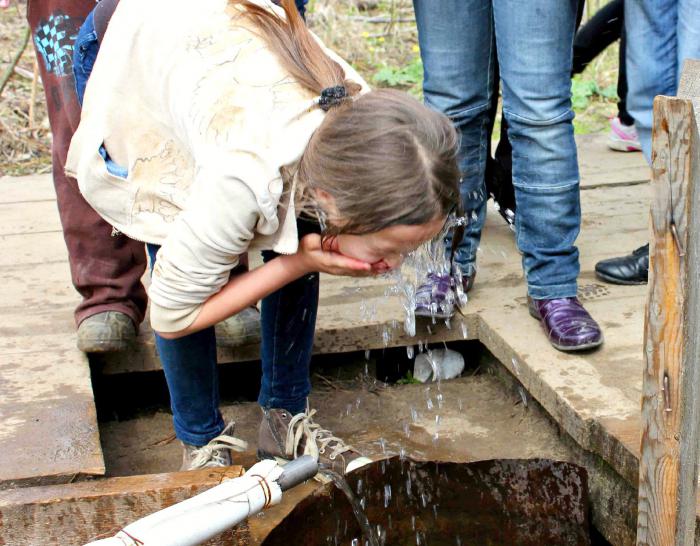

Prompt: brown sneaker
[76,311,136,353]
[257,408,371,475]
[180,423,248,471]
[215,307,261,348]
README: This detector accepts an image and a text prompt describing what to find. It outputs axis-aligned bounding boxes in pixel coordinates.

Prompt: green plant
[396,371,421,385]
[372,57,423,88]
[571,75,618,111]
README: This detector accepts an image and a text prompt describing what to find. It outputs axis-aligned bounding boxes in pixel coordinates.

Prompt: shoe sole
[415,309,455,320]
[594,271,647,286]
[607,137,641,153]
[528,307,604,353]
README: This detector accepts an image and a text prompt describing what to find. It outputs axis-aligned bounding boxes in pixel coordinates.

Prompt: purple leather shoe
[415,273,455,319]
[415,272,476,319]
[528,297,603,352]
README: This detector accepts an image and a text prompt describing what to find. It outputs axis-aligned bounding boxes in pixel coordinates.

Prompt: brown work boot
[180,423,248,471]
[215,307,261,348]
[257,407,372,475]
[76,311,136,353]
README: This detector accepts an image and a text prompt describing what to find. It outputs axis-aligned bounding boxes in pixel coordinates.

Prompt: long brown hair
[231,0,461,237]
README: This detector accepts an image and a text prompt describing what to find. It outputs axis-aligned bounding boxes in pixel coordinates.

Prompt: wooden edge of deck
[0,466,247,546]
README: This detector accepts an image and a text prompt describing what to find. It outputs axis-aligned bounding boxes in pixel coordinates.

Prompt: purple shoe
[528,297,603,352]
[415,273,455,319]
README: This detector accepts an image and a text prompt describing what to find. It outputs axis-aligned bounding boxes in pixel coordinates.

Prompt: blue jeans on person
[146,244,319,447]
[413,0,581,300]
[625,0,700,163]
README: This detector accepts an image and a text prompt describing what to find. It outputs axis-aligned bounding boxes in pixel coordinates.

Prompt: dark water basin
[263,458,591,546]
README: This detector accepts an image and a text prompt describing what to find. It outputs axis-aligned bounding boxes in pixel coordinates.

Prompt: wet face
[334,215,446,274]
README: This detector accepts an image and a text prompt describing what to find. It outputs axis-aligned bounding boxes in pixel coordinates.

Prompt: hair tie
[316,85,347,111]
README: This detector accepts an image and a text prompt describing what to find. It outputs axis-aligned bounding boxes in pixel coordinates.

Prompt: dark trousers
[27,0,148,326]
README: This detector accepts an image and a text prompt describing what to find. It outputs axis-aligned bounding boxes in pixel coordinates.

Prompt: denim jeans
[414,0,581,300]
[147,240,319,447]
[625,0,700,163]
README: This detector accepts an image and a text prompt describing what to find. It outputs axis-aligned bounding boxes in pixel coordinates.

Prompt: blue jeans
[625,0,700,163]
[146,243,319,447]
[414,0,581,300]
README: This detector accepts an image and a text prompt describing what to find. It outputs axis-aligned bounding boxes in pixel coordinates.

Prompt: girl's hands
[296,234,373,277]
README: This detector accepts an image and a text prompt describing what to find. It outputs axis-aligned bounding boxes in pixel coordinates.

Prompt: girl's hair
[231,0,461,237]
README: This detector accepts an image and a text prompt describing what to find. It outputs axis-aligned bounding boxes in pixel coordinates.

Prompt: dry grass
[0,0,618,177]
[0,0,51,176]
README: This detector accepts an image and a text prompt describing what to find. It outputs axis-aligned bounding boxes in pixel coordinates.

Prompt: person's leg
[677,0,700,84]
[494,0,602,351]
[256,223,369,474]
[413,0,494,281]
[145,245,224,445]
[617,25,635,126]
[257,250,318,415]
[27,0,148,348]
[596,0,700,286]
[624,0,678,162]
[572,0,623,74]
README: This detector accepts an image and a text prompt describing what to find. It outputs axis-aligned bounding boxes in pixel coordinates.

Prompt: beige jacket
[66,0,368,332]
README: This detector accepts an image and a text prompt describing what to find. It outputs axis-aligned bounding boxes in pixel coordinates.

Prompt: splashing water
[322,470,381,546]
[356,214,469,346]
[406,345,414,359]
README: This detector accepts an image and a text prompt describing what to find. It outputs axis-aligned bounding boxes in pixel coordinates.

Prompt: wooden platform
[0,133,665,542]
[0,176,104,488]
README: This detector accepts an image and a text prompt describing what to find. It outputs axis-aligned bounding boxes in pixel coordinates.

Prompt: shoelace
[285,409,354,462]
[188,428,249,469]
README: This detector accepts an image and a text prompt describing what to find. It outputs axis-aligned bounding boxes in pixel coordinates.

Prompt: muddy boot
[76,311,136,353]
[258,408,372,475]
[180,423,248,471]
[215,307,261,348]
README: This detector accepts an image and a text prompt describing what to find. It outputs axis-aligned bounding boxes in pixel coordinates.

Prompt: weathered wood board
[0,175,105,488]
[0,466,247,546]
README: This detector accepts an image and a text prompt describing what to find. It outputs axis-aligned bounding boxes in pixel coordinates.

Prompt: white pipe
[85,460,284,546]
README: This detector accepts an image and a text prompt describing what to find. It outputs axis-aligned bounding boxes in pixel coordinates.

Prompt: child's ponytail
[230,0,361,98]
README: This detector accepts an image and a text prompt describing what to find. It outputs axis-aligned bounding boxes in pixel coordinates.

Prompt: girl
[67,0,460,474]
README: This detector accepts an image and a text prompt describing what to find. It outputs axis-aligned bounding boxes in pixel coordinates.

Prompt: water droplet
[406,345,414,359]
[365,349,371,361]
[518,386,528,407]
[511,357,521,376]
[384,484,392,507]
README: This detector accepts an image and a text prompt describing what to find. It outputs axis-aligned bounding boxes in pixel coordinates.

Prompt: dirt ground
[98,346,573,477]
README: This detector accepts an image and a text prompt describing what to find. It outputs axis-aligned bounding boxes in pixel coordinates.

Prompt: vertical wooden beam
[637,88,700,545]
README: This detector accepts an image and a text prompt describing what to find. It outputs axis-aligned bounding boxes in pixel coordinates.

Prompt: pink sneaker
[607,117,641,152]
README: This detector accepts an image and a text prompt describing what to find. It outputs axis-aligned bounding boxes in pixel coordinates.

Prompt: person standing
[594,0,700,285]
[26,0,148,352]
[26,0,264,352]
[413,0,603,352]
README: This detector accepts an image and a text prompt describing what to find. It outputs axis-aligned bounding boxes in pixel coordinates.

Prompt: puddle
[262,457,591,546]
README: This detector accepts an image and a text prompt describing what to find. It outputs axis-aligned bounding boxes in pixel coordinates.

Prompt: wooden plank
[0,348,105,487]
[0,173,56,204]
[0,466,248,546]
[577,133,650,189]
[0,230,69,267]
[0,200,62,236]
[636,95,700,545]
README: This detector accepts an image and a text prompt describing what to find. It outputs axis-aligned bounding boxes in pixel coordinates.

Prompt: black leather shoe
[595,244,649,285]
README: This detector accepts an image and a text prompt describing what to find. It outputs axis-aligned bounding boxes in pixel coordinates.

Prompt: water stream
[321,469,382,546]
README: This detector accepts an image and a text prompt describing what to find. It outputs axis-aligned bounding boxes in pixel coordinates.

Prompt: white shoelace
[285,409,354,462]
[188,426,249,469]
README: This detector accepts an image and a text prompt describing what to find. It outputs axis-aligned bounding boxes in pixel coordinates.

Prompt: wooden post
[637,60,700,546]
